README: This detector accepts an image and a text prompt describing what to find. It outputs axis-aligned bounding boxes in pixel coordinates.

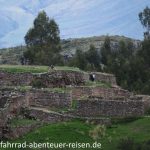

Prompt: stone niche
[0,96,8,108]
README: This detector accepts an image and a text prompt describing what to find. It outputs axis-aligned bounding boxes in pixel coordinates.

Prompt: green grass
[55,66,84,72]
[101,117,150,150]
[85,81,112,88]
[0,65,49,73]
[71,99,78,109]
[0,86,32,93]
[10,118,37,127]
[0,65,83,73]
[3,117,150,150]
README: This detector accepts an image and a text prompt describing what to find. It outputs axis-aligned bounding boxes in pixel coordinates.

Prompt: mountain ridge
[0,35,141,64]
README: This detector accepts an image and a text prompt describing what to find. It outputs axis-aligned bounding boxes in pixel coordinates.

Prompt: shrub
[117,137,135,150]
[31,79,46,88]
[71,100,78,109]
[117,138,150,150]
[89,125,106,140]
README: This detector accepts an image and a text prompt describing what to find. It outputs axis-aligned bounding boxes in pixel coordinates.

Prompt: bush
[31,79,46,88]
[71,100,78,110]
[89,125,106,140]
[117,138,150,150]
[117,137,135,150]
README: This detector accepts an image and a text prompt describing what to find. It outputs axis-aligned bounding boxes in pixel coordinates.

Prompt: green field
[2,117,150,150]
[0,65,83,73]
[0,65,49,73]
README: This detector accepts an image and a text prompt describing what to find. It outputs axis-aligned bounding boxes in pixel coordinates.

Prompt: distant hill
[0,46,26,64]
[61,35,141,56]
[0,35,141,64]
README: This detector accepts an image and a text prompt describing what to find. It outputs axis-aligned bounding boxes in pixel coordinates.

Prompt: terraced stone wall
[72,86,131,99]
[0,71,33,86]
[75,97,145,117]
[91,72,117,85]
[28,89,72,109]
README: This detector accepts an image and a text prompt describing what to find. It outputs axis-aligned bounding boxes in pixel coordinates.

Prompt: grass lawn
[0,65,49,73]
[3,117,150,150]
[0,65,83,73]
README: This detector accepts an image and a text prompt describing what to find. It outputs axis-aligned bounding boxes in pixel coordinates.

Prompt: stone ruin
[0,69,150,139]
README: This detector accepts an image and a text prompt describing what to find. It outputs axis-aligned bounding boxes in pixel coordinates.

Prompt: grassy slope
[3,117,150,150]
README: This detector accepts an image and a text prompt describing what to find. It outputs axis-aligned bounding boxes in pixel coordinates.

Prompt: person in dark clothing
[89,73,95,82]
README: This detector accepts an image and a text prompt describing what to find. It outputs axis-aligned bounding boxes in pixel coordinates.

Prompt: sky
[0,0,149,48]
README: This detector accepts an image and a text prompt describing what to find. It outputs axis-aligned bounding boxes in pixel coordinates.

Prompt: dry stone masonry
[28,89,72,108]
[0,69,150,139]
[74,97,145,117]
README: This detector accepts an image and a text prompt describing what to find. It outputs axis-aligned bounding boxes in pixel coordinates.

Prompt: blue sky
[0,0,149,48]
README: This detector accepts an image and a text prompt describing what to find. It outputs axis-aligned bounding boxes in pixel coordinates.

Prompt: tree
[139,6,150,39]
[75,49,87,70]
[101,36,111,65]
[86,44,101,70]
[24,11,62,65]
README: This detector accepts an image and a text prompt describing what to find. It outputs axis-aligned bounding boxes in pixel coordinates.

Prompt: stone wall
[0,91,29,129]
[0,94,27,139]
[28,107,111,125]
[91,72,117,85]
[3,123,42,140]
[72,86,131,99]
[0,96,8,108]
[28,108,72,123]
[0,70,117,87]
[74,98,145,117]
[0,71,33,86]
[32,70,86,88]
[0,70,87,87]
[135,95,150,112]
[28,89,72,109]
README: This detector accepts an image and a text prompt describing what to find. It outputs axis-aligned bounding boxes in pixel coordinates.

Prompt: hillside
[2,118,150,150]
[61,35,140,55]
[0,65,150,150]
[0,35,141,64]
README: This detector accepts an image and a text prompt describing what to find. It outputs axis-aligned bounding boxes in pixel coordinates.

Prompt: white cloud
[0,0,149,48]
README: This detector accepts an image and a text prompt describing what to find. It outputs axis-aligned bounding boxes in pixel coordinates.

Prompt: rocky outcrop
[61,35,141,56]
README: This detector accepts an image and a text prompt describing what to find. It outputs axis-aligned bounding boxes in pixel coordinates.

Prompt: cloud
[0,0,149,48]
